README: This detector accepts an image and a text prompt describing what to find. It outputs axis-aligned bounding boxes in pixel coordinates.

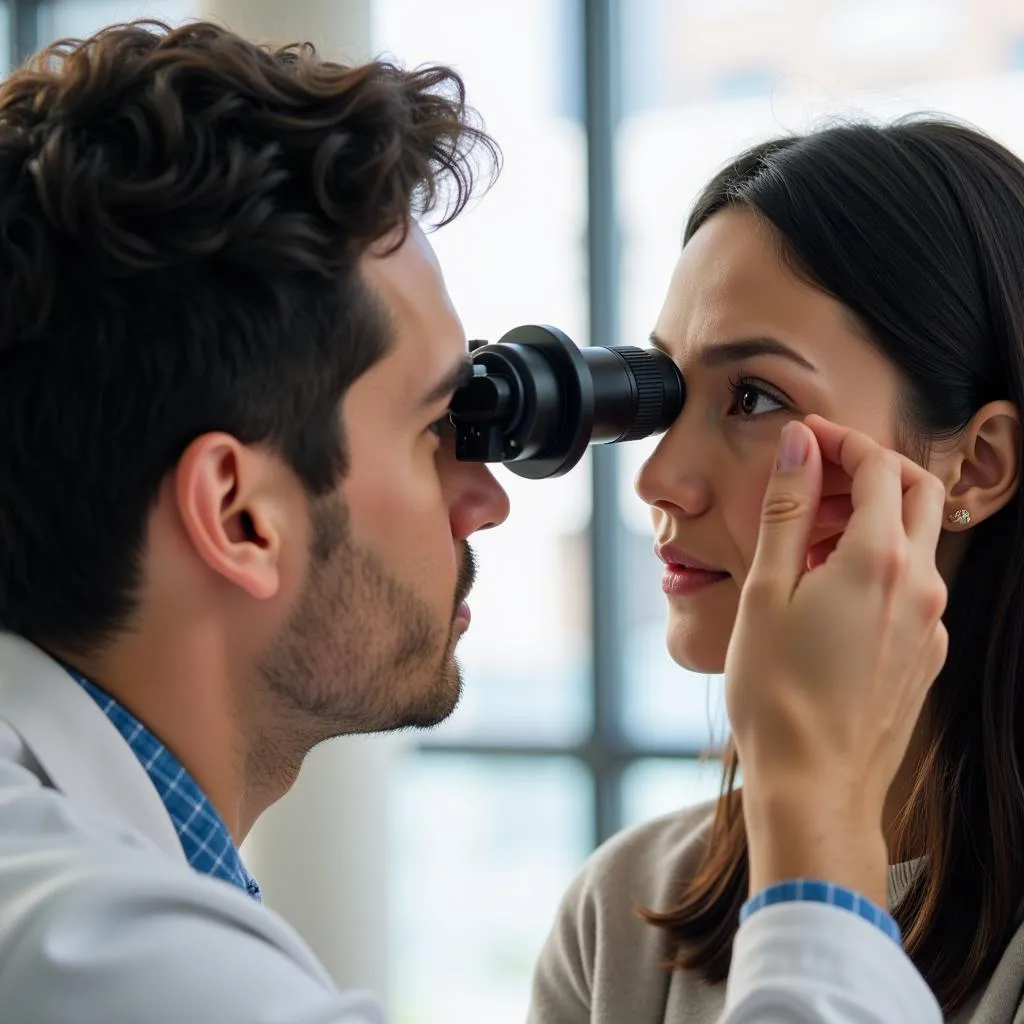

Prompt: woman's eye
[727,379,787,418]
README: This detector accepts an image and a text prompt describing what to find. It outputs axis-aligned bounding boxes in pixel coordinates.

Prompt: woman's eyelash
[726,376,789,417]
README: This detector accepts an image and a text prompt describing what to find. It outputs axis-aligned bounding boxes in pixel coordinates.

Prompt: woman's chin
[665,618,730,675]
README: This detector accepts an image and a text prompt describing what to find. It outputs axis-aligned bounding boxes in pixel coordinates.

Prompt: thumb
[747,420,823,598]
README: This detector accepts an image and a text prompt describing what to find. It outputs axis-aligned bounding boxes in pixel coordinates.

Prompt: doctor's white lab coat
[0,632,384,1023]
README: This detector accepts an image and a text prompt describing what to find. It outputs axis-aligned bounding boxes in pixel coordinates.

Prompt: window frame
[11,0,38,68]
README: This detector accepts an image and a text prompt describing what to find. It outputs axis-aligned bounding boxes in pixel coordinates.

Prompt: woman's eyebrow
[649,332,818,373]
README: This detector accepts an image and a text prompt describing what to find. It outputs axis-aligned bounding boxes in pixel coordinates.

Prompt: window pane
[389,754,592,1024]
[617,0,1024,754]
[374,0,591,746]
[37,0,196,40]
[621,756,726,831]
[0,2,10,76]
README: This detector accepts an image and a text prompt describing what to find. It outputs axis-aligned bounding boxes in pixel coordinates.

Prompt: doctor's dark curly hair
[0,20,498,652]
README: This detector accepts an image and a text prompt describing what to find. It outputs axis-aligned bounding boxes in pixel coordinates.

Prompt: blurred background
[8,1,1024,1021]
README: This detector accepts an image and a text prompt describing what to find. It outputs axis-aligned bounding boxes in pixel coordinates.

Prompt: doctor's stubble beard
[256,494,477,749]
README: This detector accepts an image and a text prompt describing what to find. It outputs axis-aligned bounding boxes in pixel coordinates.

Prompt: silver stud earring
[947,508,972,526]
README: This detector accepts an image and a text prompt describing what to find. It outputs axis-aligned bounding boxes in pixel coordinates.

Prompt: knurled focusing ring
[614,347,672,441]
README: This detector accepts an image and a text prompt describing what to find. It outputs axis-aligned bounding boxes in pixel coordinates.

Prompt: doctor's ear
[929,401,1021,530]
[173,434,290,600]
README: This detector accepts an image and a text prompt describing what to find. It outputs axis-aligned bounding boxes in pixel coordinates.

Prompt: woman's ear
[929,400,1020,531]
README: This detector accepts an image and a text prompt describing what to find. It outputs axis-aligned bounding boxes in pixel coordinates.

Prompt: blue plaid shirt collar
[66,667,262,902]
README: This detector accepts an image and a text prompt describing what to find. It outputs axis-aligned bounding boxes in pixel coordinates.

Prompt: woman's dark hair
[641,117,1024,1014]
[0,20,497,653]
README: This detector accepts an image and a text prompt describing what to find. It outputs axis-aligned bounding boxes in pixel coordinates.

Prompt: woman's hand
[725,414,949,904]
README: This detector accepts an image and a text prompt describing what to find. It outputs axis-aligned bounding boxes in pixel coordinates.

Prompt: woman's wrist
[742,781,889,908]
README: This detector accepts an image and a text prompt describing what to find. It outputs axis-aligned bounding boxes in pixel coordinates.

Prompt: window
[34,0,194,42]
[13,2,1024,1021]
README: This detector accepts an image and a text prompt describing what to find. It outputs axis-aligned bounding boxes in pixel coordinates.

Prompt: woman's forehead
[659,210,849,358]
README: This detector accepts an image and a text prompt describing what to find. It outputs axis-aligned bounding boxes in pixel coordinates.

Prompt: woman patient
[528,117,1024,1023]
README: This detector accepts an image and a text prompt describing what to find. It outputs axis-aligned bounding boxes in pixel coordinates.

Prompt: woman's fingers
[804,414,947,549]
[816,494,852,527]
[831,447,907,582]
[901,471,948,551]
[806,414,929,493]
[802,417,950,666]
[807,534,840,569]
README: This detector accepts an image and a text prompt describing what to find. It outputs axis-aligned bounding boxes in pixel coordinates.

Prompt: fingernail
[777,421,809,470]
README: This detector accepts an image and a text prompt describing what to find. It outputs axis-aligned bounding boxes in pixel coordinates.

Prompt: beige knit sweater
[527,803,1024,1023]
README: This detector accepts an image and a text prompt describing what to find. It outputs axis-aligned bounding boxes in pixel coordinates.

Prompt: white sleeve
[720,903,942,1024]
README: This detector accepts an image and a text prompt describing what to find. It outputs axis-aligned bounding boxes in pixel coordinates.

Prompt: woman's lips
[661,564,731,596]
[655,544,730,596]
[655,544,726,573]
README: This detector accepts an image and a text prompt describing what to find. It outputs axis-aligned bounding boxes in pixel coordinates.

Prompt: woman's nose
[634,429,713,519]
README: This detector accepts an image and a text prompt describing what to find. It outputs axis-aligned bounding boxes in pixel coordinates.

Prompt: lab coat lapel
[0,632,185,863]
